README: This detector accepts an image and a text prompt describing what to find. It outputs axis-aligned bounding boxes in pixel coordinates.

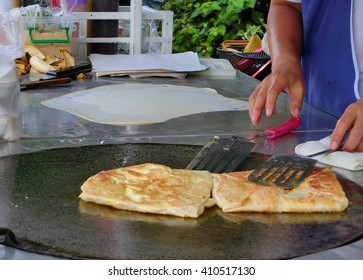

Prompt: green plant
[163,0,266,57]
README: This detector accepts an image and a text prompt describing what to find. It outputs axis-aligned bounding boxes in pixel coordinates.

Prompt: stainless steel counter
[1,71,362,259]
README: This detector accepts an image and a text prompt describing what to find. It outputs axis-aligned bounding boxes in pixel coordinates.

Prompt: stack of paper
[89,51,208,78]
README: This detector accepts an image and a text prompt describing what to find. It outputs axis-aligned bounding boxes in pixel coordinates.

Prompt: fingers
[288,73,305,117]
[289,90,304,117]
[249,75,284,125]
[249,84,262,125]
[265,83,281,117]
[249,72,305,125]
[330,100,363,152]
[356,140,363,152]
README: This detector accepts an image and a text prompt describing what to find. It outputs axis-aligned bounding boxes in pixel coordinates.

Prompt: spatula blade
[248,155,317,189]
[187,136,255,173]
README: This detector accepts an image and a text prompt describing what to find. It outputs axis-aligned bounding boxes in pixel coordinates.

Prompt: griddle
[1,143,363,260]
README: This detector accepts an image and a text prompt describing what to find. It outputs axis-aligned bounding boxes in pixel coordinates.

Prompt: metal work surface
[1,144,363,260]
[1,72,363,259]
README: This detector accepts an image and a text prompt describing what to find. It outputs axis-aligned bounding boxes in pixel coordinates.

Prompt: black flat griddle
[1,143,363,260]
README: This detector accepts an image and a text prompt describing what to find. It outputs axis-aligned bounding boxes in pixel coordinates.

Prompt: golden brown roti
[79,163,215,218]
[212,167,349,213]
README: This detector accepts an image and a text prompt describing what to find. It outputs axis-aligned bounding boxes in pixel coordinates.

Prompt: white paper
[89,52,208,76]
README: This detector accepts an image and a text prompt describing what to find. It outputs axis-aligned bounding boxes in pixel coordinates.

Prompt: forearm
[249,0,305,124]
[268,0,303,70]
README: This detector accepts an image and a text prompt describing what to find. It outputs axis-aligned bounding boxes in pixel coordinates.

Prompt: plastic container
[23,15,74,57]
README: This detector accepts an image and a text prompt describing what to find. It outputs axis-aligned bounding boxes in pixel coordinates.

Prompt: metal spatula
[248,155,317,189]
[186,136,255,173]
[187,117,303,173]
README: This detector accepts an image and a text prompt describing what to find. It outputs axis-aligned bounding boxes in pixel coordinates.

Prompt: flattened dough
[41,83,248,125]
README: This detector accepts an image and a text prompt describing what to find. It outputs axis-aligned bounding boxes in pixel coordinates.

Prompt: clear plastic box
[23,15,74,57]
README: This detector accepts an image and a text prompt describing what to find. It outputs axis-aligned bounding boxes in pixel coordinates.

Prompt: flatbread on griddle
[212,167,349,213]
[79,163,215,218]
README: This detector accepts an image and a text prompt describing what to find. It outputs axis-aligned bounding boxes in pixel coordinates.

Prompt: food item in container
[244,34,262,53]
[212,167,349,213]
[15,4,76,75]
[79,163,215,218]
[60,48,75,68]
[24,43,45,59]
[44,54,63,65]
[14,53,31,76]
[29,54,57,73]
[15,44,76,75]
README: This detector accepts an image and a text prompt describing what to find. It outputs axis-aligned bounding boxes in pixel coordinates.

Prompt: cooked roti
[79,163,215,218]
[212,167,349,213]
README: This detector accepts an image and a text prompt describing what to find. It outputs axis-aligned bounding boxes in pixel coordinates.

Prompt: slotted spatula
[248,155,317,189]
[186,136,255,173]
[187,117,303,173]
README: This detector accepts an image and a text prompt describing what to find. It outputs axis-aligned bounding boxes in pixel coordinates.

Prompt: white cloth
[295,136,363,171]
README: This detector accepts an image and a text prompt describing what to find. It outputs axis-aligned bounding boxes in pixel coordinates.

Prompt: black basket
[217,40,271,77]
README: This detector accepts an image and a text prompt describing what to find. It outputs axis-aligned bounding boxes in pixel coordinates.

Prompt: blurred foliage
[163,0,267,57]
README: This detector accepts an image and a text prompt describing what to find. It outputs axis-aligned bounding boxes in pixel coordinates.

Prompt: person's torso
[300,0,360,117]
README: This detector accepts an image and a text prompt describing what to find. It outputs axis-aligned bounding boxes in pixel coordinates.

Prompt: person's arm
[249,0,304,125]
[268,0,303,66]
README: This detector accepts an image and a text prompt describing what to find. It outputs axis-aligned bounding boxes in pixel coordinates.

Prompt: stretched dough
[41,83,249,125]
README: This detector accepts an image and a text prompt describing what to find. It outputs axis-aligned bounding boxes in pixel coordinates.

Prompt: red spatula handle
[265,117,302,139]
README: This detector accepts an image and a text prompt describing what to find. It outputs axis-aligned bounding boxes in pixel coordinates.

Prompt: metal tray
[1,143,363,259]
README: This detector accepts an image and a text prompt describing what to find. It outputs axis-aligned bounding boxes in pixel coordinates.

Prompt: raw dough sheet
[41,83,249,125]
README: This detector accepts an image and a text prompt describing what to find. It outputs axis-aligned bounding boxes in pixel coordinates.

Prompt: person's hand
[249,60,305,125]
[330,98,363,152]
